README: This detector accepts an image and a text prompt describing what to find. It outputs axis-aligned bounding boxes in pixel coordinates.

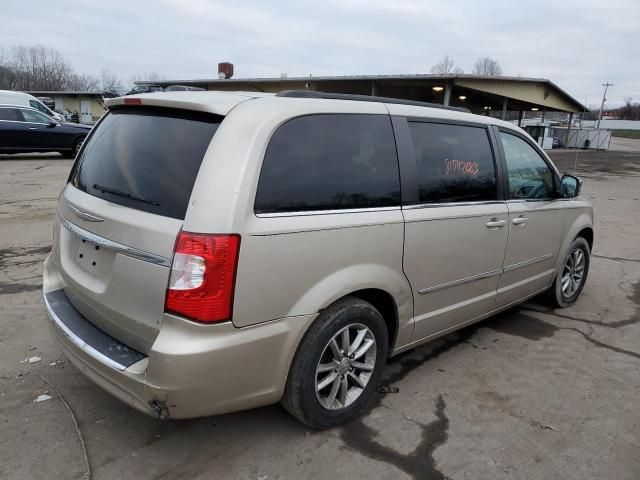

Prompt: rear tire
[282,296,389,429]
[546,237,590,308]
[61,138,83,159]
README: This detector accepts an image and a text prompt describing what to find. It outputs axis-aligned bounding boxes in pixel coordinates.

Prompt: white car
[0,90,65,122]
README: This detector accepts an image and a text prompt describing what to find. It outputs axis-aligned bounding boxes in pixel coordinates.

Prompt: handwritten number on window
[444,159,479,176]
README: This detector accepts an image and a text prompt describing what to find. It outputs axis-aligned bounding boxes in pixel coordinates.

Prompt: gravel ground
[1,150,639,480]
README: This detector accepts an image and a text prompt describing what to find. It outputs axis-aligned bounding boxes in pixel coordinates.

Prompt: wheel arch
[287,264,414,350]
[576,226,594,251]
[553,211,593,273]
[347,288,399,349]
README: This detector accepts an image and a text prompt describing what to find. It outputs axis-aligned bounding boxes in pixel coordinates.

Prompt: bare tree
[9,45,72,90]
[472,57,503,76]
[146,72,163,82]
[68,73,100,91]
[101,69,122,92]
[0,44,102,91]
[130,71,164,86]
[429,55,463,75]
[0,47,15,89]
[618,97,640,120]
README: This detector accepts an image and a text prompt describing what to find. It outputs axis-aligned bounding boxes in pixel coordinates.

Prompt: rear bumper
[43,254,316,419]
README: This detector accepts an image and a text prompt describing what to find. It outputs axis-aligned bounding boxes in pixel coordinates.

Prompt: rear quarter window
[254,114,401,213]
[70,107,222,219]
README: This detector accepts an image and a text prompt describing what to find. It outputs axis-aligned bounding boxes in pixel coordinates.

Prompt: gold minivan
[43,91,592,428]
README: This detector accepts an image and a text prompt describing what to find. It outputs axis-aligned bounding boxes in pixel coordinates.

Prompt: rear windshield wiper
[93,183,160,206]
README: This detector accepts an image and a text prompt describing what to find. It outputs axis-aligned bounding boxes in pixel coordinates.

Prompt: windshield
[70,107,222,219]
[29,99,55,117]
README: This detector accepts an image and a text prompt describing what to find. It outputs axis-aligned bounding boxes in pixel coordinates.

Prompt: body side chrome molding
[418,253,554,295]
[255,206,401,218]
[58,213,171,267]
[394,284,551,355]
[405,211,504,223]
[418,269,502,295]
[403,200,506,210]
[505,198,556,204]
[502,252,554,272]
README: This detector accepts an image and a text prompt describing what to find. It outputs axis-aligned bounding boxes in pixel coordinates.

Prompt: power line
[596,82,613,129]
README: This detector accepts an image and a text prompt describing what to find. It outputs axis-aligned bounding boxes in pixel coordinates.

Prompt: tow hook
[149,399,170,419]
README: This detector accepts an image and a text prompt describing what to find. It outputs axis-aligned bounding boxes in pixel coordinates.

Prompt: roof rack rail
[276,90,470,113]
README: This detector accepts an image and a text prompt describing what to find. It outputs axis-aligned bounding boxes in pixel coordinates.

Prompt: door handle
[512,216,529,226]
[486,218,506,228]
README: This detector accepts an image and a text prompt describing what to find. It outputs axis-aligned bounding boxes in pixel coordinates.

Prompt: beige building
[151,73,587,124]
[27,91,106,124]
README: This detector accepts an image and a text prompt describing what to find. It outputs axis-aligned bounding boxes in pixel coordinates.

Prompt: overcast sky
[3,0,638,107]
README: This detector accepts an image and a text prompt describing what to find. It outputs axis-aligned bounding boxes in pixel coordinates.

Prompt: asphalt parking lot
[1,150,639,480]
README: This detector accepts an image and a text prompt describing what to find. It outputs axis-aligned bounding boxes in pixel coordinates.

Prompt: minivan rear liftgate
[48,106,223,355]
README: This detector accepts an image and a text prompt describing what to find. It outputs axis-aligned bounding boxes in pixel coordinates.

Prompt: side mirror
[47,121,57,128]
[560,174,581,198]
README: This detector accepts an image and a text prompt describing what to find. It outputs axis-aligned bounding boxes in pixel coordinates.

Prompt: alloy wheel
[562,247,586,297]
[315,323,377,410]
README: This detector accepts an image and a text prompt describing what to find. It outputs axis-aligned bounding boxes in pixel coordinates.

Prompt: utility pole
[596,83,613,129]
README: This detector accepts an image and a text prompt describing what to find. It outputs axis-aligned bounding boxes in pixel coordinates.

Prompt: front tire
[282,296,389,429]
[546,237,590,308]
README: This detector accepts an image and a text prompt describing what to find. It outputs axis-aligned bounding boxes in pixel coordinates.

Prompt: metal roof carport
[151,74,587,123]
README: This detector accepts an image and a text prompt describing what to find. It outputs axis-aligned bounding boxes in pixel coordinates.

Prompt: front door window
[500,132,554,200]
[20,109,53,124]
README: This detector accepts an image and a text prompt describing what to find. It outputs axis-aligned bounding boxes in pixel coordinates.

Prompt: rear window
[71,107,221,219]
[408,122,497,203]
[254,114,400,213]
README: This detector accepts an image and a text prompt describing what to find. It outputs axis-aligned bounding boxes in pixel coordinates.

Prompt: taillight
[164,232,241,323]
[123,98,142,105]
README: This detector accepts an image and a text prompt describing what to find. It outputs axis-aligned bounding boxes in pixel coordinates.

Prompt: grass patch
[612,130,640,139]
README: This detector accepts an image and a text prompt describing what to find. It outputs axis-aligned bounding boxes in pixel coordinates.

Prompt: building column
[443,83,452,106]
[518,110,524,127]
[371,82,378,96]
[501,97,508,120]
[541,107,546,124]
